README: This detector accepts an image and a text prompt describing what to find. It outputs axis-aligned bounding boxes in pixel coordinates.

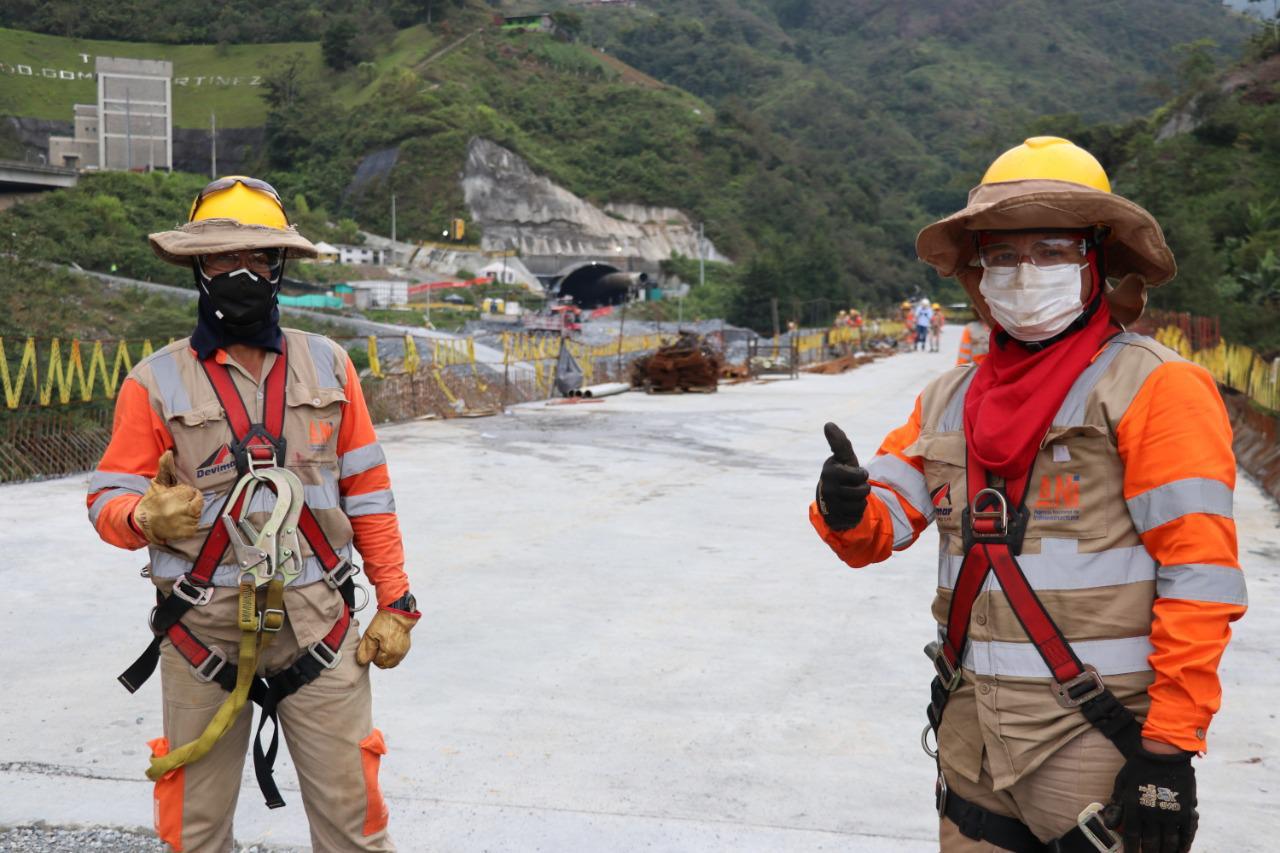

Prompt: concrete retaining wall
[1225,391,1280,502]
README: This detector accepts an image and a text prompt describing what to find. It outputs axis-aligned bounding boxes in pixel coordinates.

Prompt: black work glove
[1104,748,1198,853]
[816,422,870,531]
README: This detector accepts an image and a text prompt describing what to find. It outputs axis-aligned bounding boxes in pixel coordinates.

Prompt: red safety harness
[119,340,360,809]
[923,446,1140,853]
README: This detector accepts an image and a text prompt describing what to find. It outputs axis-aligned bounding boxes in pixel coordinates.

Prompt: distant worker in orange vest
[810,138,1245,852]
[87,177,419,852]
[929,302,945,353]
[956,311,992,366]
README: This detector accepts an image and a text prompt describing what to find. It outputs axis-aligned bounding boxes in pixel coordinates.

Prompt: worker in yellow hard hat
[812,138,1242,852]
[88,176,420,851]
[928,301,945,353]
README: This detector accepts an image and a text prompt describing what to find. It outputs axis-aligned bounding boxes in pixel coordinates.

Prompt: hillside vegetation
[1113,31,1280,353]
[0,0,1265,335]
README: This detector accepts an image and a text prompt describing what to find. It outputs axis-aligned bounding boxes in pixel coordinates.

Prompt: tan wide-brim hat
[148,217,318,267]
[916,179,1176,325]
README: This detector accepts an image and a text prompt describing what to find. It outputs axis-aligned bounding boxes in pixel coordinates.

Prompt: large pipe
[580,382,631,398]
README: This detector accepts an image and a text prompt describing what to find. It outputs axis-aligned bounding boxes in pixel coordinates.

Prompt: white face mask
[979,262,1087,342]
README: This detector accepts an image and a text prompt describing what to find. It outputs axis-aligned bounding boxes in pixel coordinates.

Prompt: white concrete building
[47,57,173,171]
[336,244,388,266]
[347,279,409,308]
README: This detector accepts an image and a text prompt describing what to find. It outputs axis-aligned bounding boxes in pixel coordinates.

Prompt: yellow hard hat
[981,136,1110,192]
[932,302,940,309]
[901,300,911,308]
[188,176,288,228]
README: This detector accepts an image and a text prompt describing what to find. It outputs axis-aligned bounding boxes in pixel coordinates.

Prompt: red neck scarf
[963,297,1115,485]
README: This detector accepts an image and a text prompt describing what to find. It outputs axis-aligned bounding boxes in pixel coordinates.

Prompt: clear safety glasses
[978,237,1088,269]
[201,249,285,277]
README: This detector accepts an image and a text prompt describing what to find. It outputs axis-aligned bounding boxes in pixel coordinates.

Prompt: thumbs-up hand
[132,450,204,546]
[816,422,870,531]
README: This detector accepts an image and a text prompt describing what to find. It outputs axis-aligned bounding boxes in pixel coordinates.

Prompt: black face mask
[194,254,286,338]
[205,270,278,336]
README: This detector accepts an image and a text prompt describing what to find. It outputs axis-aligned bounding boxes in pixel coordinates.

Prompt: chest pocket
[1026,426,1111,541]
[912,431,967,534]
[167,403,239,491]
[285,383,347,468]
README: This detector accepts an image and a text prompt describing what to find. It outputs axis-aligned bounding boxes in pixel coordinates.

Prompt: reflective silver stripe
[1051,334,1138,427]
[88,470,150,495]
[870,485,913,549]
[937,544,1157,591]
[962,635,1154,677]
[866,454,933,522]
[307,335,342,389]
[341,489,396,517]
[938,371,975,433]
[304,472,341,512]
[1158,564,1248,606]
[1126,478,1233,534]
[199,491,225,527]
[148,545,352,587]
[339,443,386,479]
[198,478,341,526]
[88,488,135,525]
[149,351,191,416]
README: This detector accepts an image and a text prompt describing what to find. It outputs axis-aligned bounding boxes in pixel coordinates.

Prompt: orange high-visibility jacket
[811,332,1245,773]
[87,329,408,606]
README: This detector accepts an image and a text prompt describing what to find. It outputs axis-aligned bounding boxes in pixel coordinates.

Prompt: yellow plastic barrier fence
[366,336,383,378]
[2,337,157,409]
[1155,325,1280,414]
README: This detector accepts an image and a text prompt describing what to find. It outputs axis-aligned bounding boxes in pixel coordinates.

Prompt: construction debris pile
[631,334,723,393]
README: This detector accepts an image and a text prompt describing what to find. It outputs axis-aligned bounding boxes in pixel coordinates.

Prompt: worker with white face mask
[810,137,1245,852]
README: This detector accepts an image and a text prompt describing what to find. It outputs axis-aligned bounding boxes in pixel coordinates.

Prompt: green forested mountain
[0,0,1264,334]
[1111,30,1280,352]
[0,0,468,44]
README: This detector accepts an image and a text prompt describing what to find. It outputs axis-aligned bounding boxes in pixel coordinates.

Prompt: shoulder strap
[199,341,290,474]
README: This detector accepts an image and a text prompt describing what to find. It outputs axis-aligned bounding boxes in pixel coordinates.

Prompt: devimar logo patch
[196,445,236,479]
[1033,473,1081,522]
[931,483,953,517]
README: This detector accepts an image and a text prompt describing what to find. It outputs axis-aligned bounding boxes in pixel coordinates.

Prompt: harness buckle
[172,576,215,607]
[961,488,1030,554]
[935,771,949,818]
[191,645,228,683]
[924,640,962,692]
[921,723,938,759]
[1076,802,1121,852]
[1052,664,1107,708]
[321,557,358,590]
[308,642,341,670]
[969,487,1008,535]
[259,607,286,633]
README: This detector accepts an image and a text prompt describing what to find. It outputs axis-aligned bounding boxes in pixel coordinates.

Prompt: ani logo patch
[309,419,335,450]
[1033,473,1081,522]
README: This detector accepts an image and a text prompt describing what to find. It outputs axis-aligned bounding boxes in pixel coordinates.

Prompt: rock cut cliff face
[461,137,727,266]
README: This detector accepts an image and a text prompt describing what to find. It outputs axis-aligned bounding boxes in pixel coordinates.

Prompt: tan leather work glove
[356,607,420,669]
[132,450,203,546]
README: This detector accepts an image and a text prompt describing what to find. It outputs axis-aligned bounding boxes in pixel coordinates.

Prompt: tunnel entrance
[557,263,648,308]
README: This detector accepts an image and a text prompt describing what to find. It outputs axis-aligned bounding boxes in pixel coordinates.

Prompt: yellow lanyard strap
[146,578,284,780]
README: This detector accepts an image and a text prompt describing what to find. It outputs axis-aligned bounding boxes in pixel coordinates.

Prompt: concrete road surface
[0,325,1275,851]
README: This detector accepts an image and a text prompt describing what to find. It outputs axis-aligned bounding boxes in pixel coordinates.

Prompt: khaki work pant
[939,729,1125,851]
[151,616,395,853]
